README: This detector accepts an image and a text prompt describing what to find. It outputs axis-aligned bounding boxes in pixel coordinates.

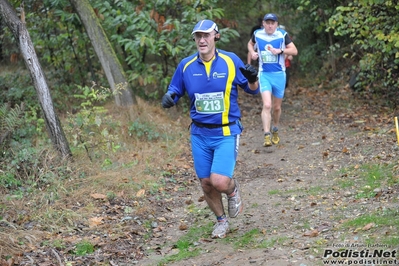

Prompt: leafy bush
[128,119,165,141]
[0,146,70,192]
[0,103,25,146]
[327,1,399,106]
[0,72,35,106]
[0,101,70,193]
[64,84,121,160]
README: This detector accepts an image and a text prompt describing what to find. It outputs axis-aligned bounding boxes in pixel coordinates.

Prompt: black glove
[239,64,258,84]
[161,92,176,108]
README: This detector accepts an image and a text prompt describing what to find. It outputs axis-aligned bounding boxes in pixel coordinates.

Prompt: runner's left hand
[239,64,258,84]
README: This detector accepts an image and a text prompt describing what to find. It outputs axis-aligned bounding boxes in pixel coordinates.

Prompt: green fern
[0,102,25,145]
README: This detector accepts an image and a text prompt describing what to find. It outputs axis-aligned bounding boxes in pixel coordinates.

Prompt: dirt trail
[140,81,398,266]
[4,75,398,266]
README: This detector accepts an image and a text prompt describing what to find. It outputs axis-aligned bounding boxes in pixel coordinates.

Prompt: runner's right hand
[161,92,176,108]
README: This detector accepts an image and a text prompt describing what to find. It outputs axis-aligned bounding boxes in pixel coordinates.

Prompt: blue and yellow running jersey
[167,49,259,136]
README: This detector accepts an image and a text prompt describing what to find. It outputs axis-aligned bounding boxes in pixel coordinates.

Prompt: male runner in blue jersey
[161,19,259,238]
[248,13,298,147]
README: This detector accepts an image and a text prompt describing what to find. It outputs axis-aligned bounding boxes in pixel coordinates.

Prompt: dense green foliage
[93,0,239,99]
[327,0,399,101]
[288,0,398,104]
[2,0,398,107]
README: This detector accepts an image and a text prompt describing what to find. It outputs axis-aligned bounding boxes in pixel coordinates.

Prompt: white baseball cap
[191,20,219,34]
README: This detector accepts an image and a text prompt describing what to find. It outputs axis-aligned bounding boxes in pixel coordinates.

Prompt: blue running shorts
[191,134,239,179]
[259,71,286,99]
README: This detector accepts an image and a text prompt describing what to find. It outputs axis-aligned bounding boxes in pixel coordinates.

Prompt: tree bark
[69,0,137,107]
[0,15,4,62]
[0,0,72,159]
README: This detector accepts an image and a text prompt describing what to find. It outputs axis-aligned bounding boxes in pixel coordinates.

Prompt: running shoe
[228,180,243,218]
[263,134,272,147]
[211,220,229,239]
[271,128,280,144]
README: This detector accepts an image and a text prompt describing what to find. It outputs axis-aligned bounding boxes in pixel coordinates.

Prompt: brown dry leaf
[303,229,319,237]
[88,217,104,228]
[1,257,15,266]
[310,202,317,207]
[374,191,383,199]
[185,199,193,205]
[152,227,162,232]
[362,223,375,231]
[179,223,188,230]
[157,217,167,222]
[136,189,146,197]
[198,195,205,202]
[354,227,362,233]
[296,87,306,93]
[342,147,349,153]
[298,145,305,150]
[8,258,15,266]
[90,193,107,199]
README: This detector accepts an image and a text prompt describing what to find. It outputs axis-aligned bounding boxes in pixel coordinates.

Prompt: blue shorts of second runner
[191,134,239,179]
[259,71,286,99]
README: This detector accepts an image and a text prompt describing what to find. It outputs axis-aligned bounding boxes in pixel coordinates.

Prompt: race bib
[260,50,278,63]
[194,92,225,114]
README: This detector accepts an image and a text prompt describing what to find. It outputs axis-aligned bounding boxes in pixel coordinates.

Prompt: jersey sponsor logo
[212,72,226,79]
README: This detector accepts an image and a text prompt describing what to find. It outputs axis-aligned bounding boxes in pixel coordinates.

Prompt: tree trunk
[0,0,72,159]
[327,30,336,73]
[0,15,4,62]
[69,0,137,107]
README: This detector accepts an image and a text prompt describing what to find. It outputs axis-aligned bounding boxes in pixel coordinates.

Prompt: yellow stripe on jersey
[183,56,197,72]
[218,53,235,136]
